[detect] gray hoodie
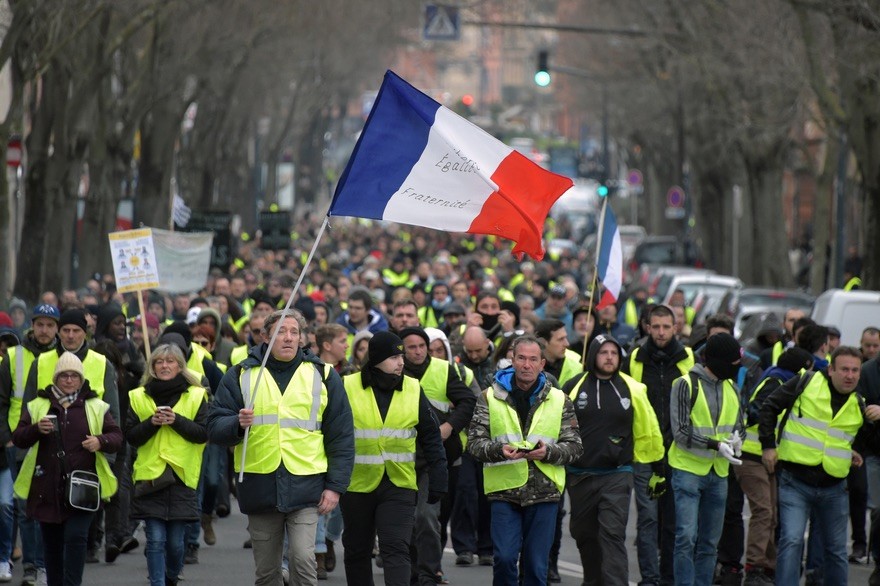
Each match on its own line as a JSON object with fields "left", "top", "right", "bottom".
{"left": 669, "top": 363, "right": 745, "bottom": 453}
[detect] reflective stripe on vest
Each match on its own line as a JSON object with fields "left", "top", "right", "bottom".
{"left": 667, "top": 376, "right": 740, "bottom": 478}
{"left": 627, "top": 347, "right": 694, "bottom": 383}
{"left": 776, "top": 374, "right": 862, "bottom": 478}
{"left": 344, "top": 373, "right": 419, "bottom": 492}
{"left": 14, "top": 397, "right": 118, "bottom": 500}
{"left": 233, "top": 363, "right": 329, "bottom": 475}
{"left": 420, "top": 358, "right": 452, "bottom": 413}
{"left": 483, "top": 386, "right": 566, "bottom": 494}
{"left": 7, "top": 346, "right": 36, "bottom": 431}
{"left": 129, "top": 385, "right": 207, "bottom": 489}
{"left": 37, "top": 351, "right": 108, "bottom": 398}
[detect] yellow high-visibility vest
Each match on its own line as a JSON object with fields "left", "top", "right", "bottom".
{"left": 419, "top": 358, "right": 451, "bottom": 413}
{"left": 6, "top": 346, "right": 36, "bottom": 431}
{"left": 129, "top": 385, "right": 207, "bottom": 489}
{"left": 37, "top": 351, "right": 107, "bottom": 398}
{"left": 233, "top": 363, "right": 330, "bottom": 476}
{"left": 14, "top": 397, "right": 117, "bottom": 500}
{"left": 627, "top": 347, "right": 694, "bottom": 383}
{"left": 344, "top": 373, "right": 419, "bottom": 492}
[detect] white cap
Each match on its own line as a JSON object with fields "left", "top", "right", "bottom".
{"left": 186, "top": 307, "right": 202, "bottom": 325}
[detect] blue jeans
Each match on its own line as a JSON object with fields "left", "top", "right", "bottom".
{"left": 867, "top": 456, "right": 880, "bottom": 561}
{"left": 490, "top": 501, "right": 557, "bottom": 586}
{"left": 144, "top": 519, "right": 187, "bottom": 586}
{"left": 776, "top": 469, "right": 848, "bottom": 586}
{"left": 0, "top": 468, "right": 13, "bottom": 563}
{"left": 671, "top": 468, "right": 727, "bottom": 586}
{"left": 7, "top": 446, "right": 43, "bottom": 569}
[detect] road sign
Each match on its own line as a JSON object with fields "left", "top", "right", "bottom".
{"left": 6, "top": 137, "right": 21, "bottom": 168}
{"left": 626, "top": 169, "right": 643, "bottom": 186}
{"left": 666, "top": 185, "right": 685, "bottom": 208}
{"left": 423, "top": 4, "right": 460, "bottom": 40}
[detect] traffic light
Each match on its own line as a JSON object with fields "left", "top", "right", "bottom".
{"left": 597, "top": 184, "right": 609, "bottom": 197}
{"left": 535, "top": 50, "right": 551, "bottom": 87}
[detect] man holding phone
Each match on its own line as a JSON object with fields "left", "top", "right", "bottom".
{"left": 467, "top": 334, "right": 582, "bottom": 585}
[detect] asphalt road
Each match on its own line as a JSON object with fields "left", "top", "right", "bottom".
{"left": 4, "top": 495, "right": 873, "bottom": 585}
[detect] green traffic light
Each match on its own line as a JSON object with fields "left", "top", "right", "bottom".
{"left": 597, "top": 185, "right": 609, "bottom": 197}
{"left": 534, "top": 71, "right": 551, "bottom": 87}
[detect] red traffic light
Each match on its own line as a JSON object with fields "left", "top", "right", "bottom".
{"left": 461, "top": 94, "right": 474, "bottom": 107}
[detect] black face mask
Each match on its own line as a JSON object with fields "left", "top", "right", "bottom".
{"left": 369, "top": 368, "right": 403, "bottom": 392}
{"left": 707, "top": 359, "right": 740, "bottom": 381}
{"left": 478, "top": 312, "right": 499, "bottom": 330}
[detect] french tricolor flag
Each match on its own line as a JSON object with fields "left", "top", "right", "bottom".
{"left": 329, "top": 71, "right": 573, "bottom": 260}
{"left": 596, "top": 200, "right": 622, "bottom": 309}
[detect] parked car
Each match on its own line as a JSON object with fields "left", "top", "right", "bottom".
{"left": 628, "top": 235, "right": 701, "bottom": 276}
{"left": 651, "top": 267, "right": 716, "bottom": 302}
{"left": 811, "top": 289, "right": 880, "bottom": 346}
{"left": 661, "top": 273, "right": 743, "bottom": 306}
{"left": 718, "top": 287, "right": 815, "bottom": 339}
{"left": 618, "top": 224, "right": 647, "bottom": 264}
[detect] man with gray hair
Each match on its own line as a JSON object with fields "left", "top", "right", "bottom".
{"left": 209, "top": 310, "right": 354, "bottom": 585}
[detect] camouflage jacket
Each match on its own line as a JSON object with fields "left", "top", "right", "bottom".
{"left": 467, "top": 371, "right": 582, "bottom": 506}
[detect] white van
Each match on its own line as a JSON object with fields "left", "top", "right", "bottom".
{"left": 811, "top": 289, "right": 880, "bottom": 347}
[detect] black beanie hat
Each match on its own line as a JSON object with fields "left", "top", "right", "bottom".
{"left": 778, "top": 347, "right": 814, "bottom": 374}
{"left": 500, "top": 300, "right": 521, "bottom": 327}
{"left": 398, "top": 327, "right": 430, "bottom": 347}
{"left": 58, "top": 309, "right": 88, "bottom": 332}
{"left": 163, "top": 320, "right": 193, "bottom": 346}
{"left": 368, "top": 331, "right": 405, "bottom": 367}
{"left": 705, "top": 333, "right": 742, "bottom": 363}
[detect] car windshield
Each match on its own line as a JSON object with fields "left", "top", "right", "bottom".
{"left": 679, "top": 283, "right": 735, "bottom": 304}
{"left": 739, "top": 292, "right": 811, "bottom": 310}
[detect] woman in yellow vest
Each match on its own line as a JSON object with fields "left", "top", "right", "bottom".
{"left": 126, "top": 344, "right": 208, "bottom": 586}
{"left": 12, "top": 352, "right": 122, "bottom": 586}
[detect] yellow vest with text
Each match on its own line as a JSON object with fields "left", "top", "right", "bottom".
{"left": 14, "top": 397, "right": 117, "bottom": 500}
{"left": 6, "top": 346, "right": 36, "bottom": 431}
{"left": 483, "top": 386, "right": 566, "bottom": 493}
{"left": 568, "top": 372, "right": 664, "bottom": 463}
{"left": 419, "top": 358, "right": 452, "bottom": 413}
{"left": 559, "top": 349, "right": 584, "bottom": 387}
{"left": 776, "top": 373, "right": 863, "bottom": 479}
{"left": 37, "top": 351, "right": 108, "bottom": 398}
{"left": 627, "top": 346, "right": 694, "bottom": 383}
{"left": 233, "top": 362, "right": 330, "bottom": 476}
{"left": 344, "top": 373, "right": 419, "bottom": 492}
{"left": 668, "top": 375, "right": 740, "bottom": 477}
{"left": 129, "top": 385, "right": 207, "bottom": 489}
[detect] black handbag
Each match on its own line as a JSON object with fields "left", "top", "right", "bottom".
{"left": 53, "top": 425, "right": 101, "bottom": 512}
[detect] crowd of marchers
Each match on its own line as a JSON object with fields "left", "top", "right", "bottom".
{"left": 0, "top": 217, "right": 873, "bottom": 586}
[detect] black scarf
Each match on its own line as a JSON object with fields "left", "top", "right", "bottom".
{"left": 362, "top": 367, "right": 403, "bottom": 393}
{"left": 146, "top": 373, "right": 188, "bottom": 407}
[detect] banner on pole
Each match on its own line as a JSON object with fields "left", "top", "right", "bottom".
{"left": 108, "top": 229, "right": 161, "bottom": 293}
{"left": 151, "top": 228, "right": 213, "bottom": 293}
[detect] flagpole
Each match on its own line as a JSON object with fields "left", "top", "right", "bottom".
{"left": 582, "top": 197, "right": 609, "bottom": 367}
{"left": 238, "top": 213, "right": 331, "bottom": 482}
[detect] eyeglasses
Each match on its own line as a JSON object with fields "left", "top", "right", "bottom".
{"left": 57, "top": 372, "right": 81, "bottom": 380}
{"left": 194, "top": 339, "right": 211, "bottom": 348}
{"left": 503, "top": 329, "right": 526, "bottom": 338}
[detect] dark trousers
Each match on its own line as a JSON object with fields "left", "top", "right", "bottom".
{"left": 450, "top": 454, "right": 493, "bottom": 556}
{"left": 104, "top": 444, "right": 132, "bottom": 548}
{"left": 848, "top": 463, "right": 868, "bottom": 551}
{"left": 717, "top": 472, "right": 745, "bottom": 570}
{"left": 568, "top": 472, "right": 633, "bottom": 586}
{"left": 439, "top": 464, "right": 456, "bottom": 550}
{"left": 40, "top": 511, "right": 95, "bottom": 586}
{"left": 410, "top": 471, "right": 442, "bottom": 585}
{"left": 657, "top": 481, "right": 676, "bottom": 584}
{"left": 341, "top": 477, "right": 417, "bottom": 586}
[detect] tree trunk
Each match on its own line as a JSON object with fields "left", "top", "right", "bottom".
{"left": 744, "top": 158, "right": 791, "bottom": 287}
{"left": 136, "top": 105, "right": 182, "bottom": 230}
{"left": 809, "top": 137, "right": 836, "bottom": 294}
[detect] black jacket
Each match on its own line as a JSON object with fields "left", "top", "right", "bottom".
{"left": 207, "top": 344, "right": 354, "bottom": 515}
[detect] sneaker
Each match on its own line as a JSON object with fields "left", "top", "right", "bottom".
{"left": 105, "top": 544, "right": 121, "bottom": 563}
{"left": 215, "top": 504, "right": 230, "bottom": 518}
{"left": 34, "top": 569, "right": 47, "bottom": 586}
{"left": 850, "top": 544, "right": 868, "bottom": 564}
{"left": 455, "top": 551, "right": 474, "bottom": 566}
{"left": 21, "top": 565, "right": 36, "bottom": 586}
{"left": 743, "top": 568, "right": 773, "bottom": 586}
{"left": 435, "top": 571, "right": 449, "bottom": 584}
{"left": 183, "top": 544, "right": 198, "bottom": 565}
{"left": 478, "top": 554, "right": 493, "bottom": 566}
{"left": 120, "top": 536, "right": 139, "bottom": 553}
{"left": 324, "top": 539, "right": 336, "bottom": 572}
{"left": 547, "top": 565, "right": 561, "bottom": 583}
{"left": 0, "top": 561, "right": 10, "bottom": 582}
{"left": 281, "top": 567, "right": 290, "bottom": 585}
{"left": 85, "top": 548, "right": 99, "bottom": 564}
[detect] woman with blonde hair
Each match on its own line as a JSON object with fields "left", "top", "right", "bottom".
{"left": 126, "top": 344, "right": 208, "bottom": 586}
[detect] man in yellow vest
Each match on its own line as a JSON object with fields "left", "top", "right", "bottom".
{"left": 562, "top": 334, "right": 664, "bottom": 586}
{"left": 535, "top": 318, "right": 583, "bottom": 388}
{"left": 467, "top": 334, "right": 583, "bottom": 585}
{"left": 668, "top": 332, "right": 745, "bottom": 586}
{"left": 398, "top": 327, "right": 475, "bottom": 586}
{"left": 622, "top": 304, "right": 695, "bottom": 586}
{"left": 0, "top": 303, "right": 60, "bottom": 584}
{"left": 207, "top": 309, "right": 354, "bottom": 586}
{"left": 735, "top": 347, "right": 813, "bottom": 585}
{"left": 339, "top": 331, "right": 447, "bottom": 586}
{"left": 760, "top": 346, "right": 873, "bottom": 586}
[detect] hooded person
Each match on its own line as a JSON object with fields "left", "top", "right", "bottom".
{"left": 93, "top": 303, "right": 145, "bottom": 395}
{"left": 561, "top": 334, "right": 664, "bottom": 585}
{"left": 195, "top": 308, "right": 235, "bottom": 368}
{"left": 335, "top": 331, "right": 447, "bottom": 586}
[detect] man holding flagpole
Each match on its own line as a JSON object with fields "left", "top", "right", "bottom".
{"left": 207, "top": 310, "right": 354, "bottom": 586}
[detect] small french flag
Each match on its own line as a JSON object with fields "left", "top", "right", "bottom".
{"left": 329, "top": 71, "right": 573, "bottom": 260}
{"left": 596, "top": 201, "right": 622, "bottom": 309}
